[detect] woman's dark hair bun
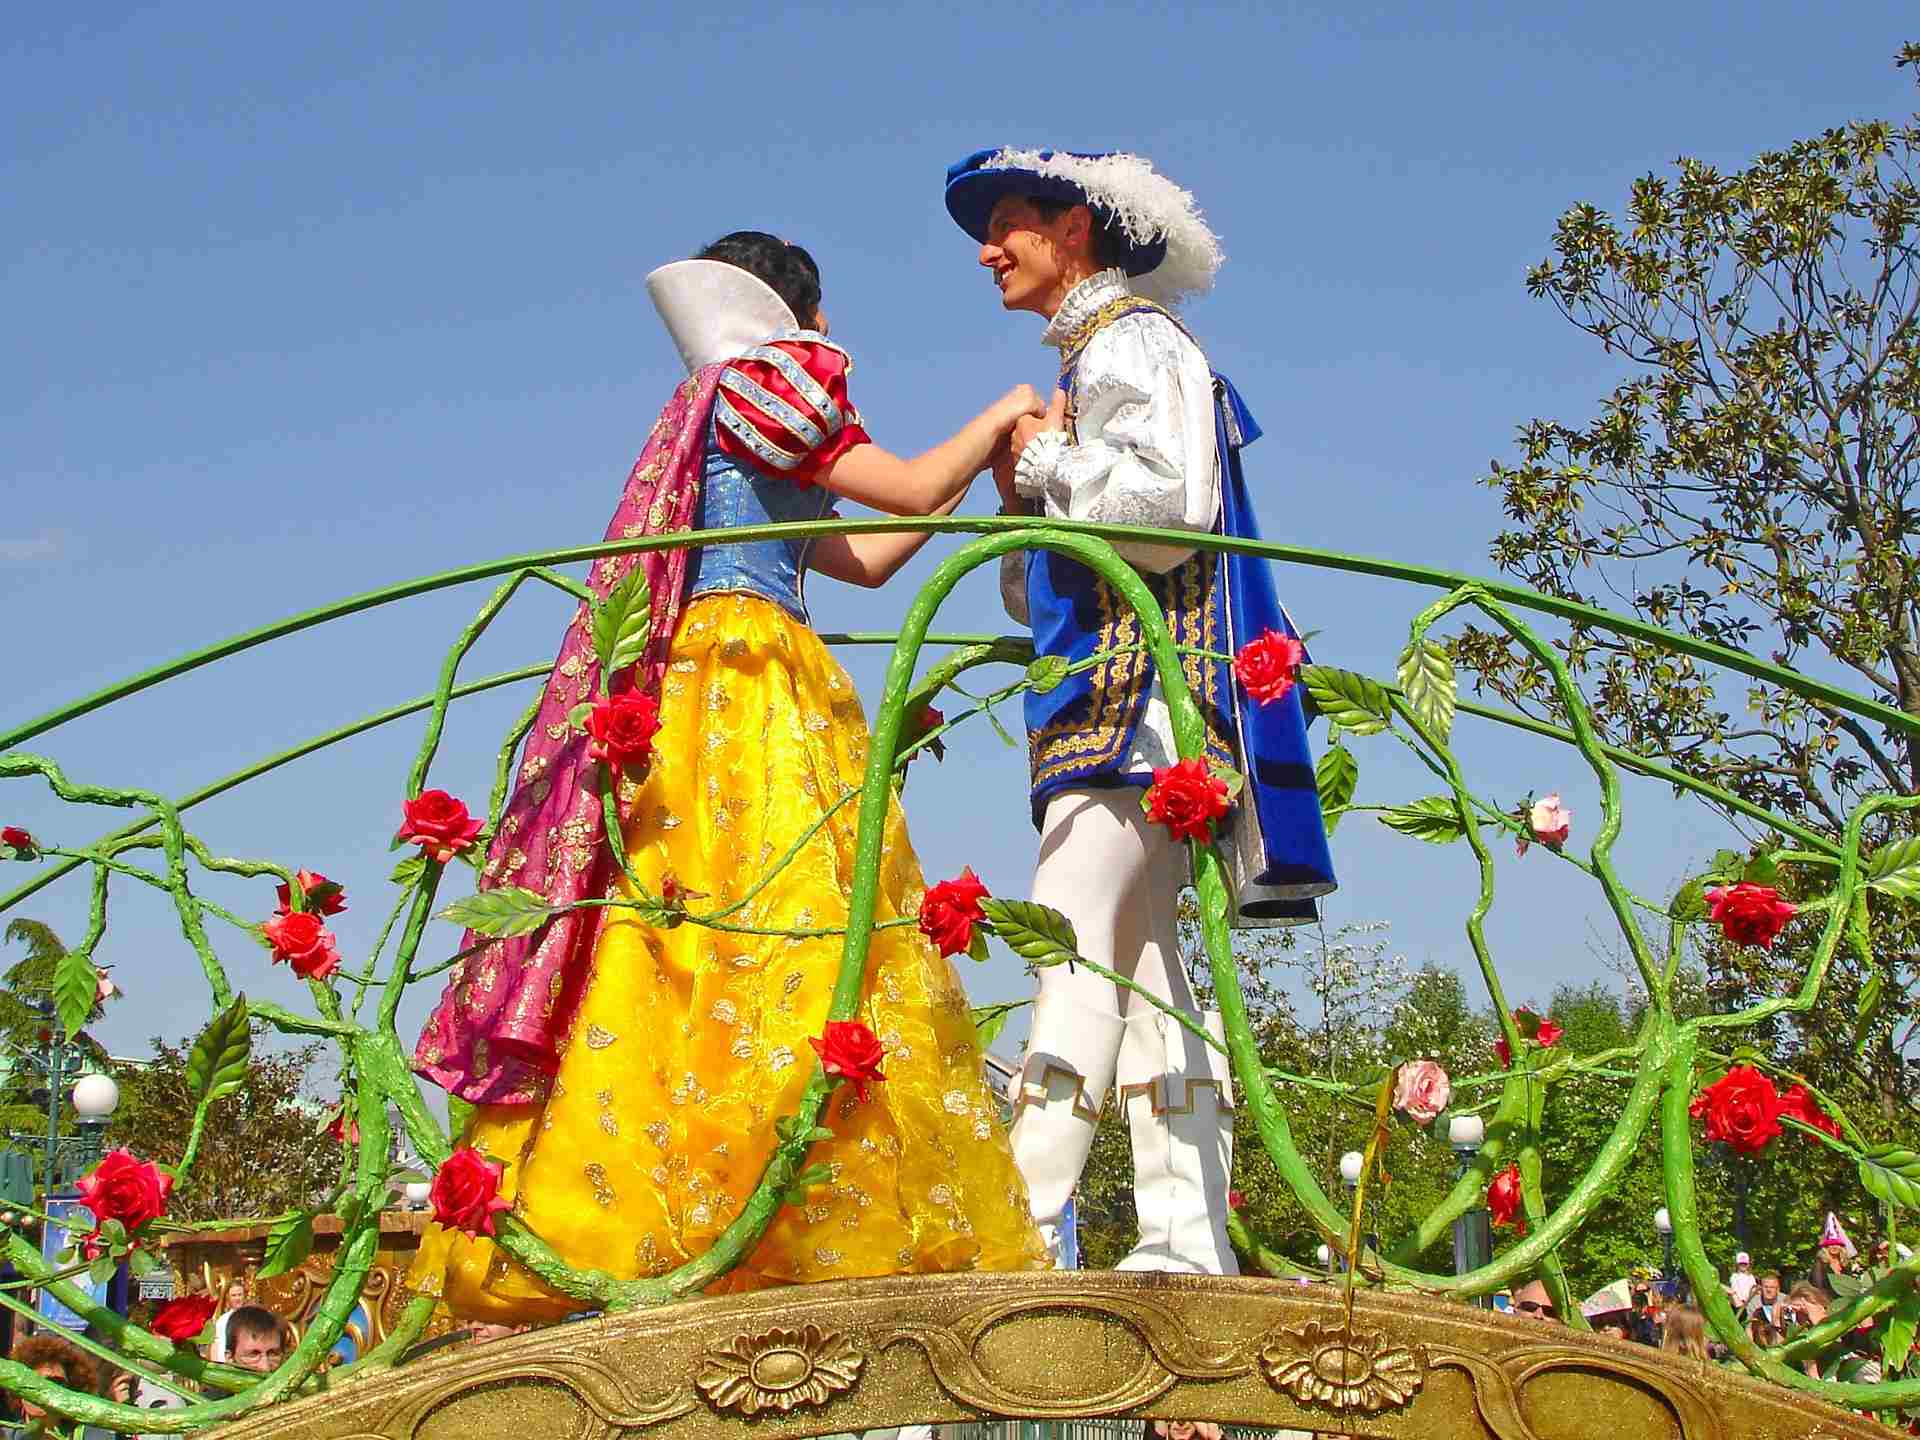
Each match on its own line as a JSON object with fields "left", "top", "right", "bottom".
{"left": 695, "top": 231, "right": 821, "bottom": 329}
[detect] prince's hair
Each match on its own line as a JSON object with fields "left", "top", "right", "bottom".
{"left": 696, "top": 231, "right": 821, "bottom": 329}
{"left": 1024, "top": 196, "right": 1129, "bottom": 272}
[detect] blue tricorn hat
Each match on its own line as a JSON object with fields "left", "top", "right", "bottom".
{"left": 943, "top": 147, "right": 1222, "bottom": 305}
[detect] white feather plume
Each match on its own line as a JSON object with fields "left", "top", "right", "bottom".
{"left": 983, "top": 148, "right": 1223, "bottom": 306}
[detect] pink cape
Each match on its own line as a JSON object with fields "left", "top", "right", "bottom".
{"left": 414, "top": 367, "right": 723, "bottom": 1105}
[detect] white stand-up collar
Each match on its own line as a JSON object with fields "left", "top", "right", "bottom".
{"left": 1041, "top": 268, "right": 1131, "bottom": 352}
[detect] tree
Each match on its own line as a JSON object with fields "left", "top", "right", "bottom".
{"left": 1459, "top": 44, "right": 1920, "bottom": 1115}
{"left": 0, "top": 919, "right": 111, "bottom": 1170}
{"left": 105, "top": 1026, "right": 343, "bottom": 1223}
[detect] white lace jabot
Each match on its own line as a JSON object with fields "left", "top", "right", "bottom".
{"left": 1040, "top": 268, "right": 1132, "bottom": 351}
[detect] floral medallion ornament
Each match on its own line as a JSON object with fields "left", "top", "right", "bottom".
{"left": 696, "top": 1324, "right": 865, "bottom": 1415}
{"left": 1259, "top": 1320, "right": 1426, "bottom": 1414}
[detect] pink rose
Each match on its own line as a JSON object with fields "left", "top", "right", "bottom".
{"left": 1391, "top": 1059, "right": 1451, "bottom": 1126}
{"left": 1516, "top": 793, "right": 1572, "bottom": 856}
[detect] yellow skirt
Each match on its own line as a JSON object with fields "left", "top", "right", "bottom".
{"left": 411, "top": 592, "right": 1046, "bottom": 1320}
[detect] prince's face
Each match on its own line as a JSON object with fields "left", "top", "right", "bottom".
{"left": 979, "top": 195, "right": 1078, "bottom": 318}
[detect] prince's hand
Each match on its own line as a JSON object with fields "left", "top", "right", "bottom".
{"left": 1011, "top": 390, "right": 1067, "bottom": 460}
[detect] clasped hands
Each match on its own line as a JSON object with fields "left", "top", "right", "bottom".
{"left": 988, "top": 383, "right": 1067, "bottom": 511}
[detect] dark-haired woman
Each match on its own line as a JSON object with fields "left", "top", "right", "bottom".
{"left": 411, "top": 235, "right": 1049, "bottom": 1320}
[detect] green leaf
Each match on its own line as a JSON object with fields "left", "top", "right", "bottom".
{"left": 87, "top": 1254, "right": 117, "bottom": 1286}
{"left": 1709, "top": 849, "right": 1744, "bottom": 881}
{"left": 1315, "top": 744, "right": 1358, "bottom": 834}
{"left": 447, "top": 1096, "right": 476, "bottom": 1142}
{"left": 1378, "top": 796, "right": 1467, "bottom": 844}
{"left": 1396, "top": 639, "right": 1456, "bottom": 745}
{"left": 566, "top": 702, "right": 593, "bottom": 731}
{"left": 1671, "top": 877, "right": 1709, "bottom": 922}
{"left": 979, "top": 898, "right": 1080, "bottom": 970}
{"left": 970, "top": 1000, "right": 1025, "bottom": 1053}
{"left": 983, "top": 705, "right": 1020, "bottom": 750}
{"left": 1858, "top": 1144, "right": 1920, "bottom": 1211}
{"left": 1208, "top": 761, "right": 1246, "bottom": 801}
{"left": 1742, "top": 851, "right": 1780, "bottom": 886}
{"left": 389, "top": 855, "right": 428, "bottom": 889}
{"left": 52, "top": 946, "right": 98, "bottom": 1042}
{"left": 1885, "top": 1290, "right": 1920, "bottom": 1374}
{"left": 1301, "top": 666, "right": 1392, "bottom": 737}
{"left": 184, "top": 995, "right": 251, "bottom": 1105}
{"left": 965, "top": 928, "right": 989, "bottom": 964}
{"left": 438, "top": 887, "right": 554, "bottom": 938}
{"left": 128, "top": 1247, "right": 159, "bottom": 1279}
{"left": 1858, "top": 969, "right": 1885, "bottom": 1027}
{"left": 1025, "top": 655, "right": 1071, "bottom": 695}
{"left": 591, "top": 566, "right": 653, "bottom": 679}
{"left": 1870, "top": 835, "right": 1920, "bottom": 899}
{"left": 256, "top": 1212, "right": 315, "bottom": 1281}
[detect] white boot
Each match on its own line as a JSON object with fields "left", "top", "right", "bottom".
{"left": 1009, "top": 997, "right": 1126, "bottom": 1265}
{"left": 1114, "top": 1008, "right": 1238, "bottom": 1275}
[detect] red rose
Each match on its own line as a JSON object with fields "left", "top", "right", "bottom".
{"left": 908, "top": 705, "right": 947, "bottom": 763}
{"left": 77, "top": 1150, "right": 173, "bottom": 1234}
{"left": 1487, "top": 1163, "right": 1525, "bottom": 1231}
{"left": 1692, "top": 1065, "right": 1783, "bottom": 1156}
{"left": 1144, "top": 759, "right": 1232, "bottom": 843}
{"left": 586, "top": 692, "right": 663, "bottom": 771}
{"left": 1705, "top": 882, "right": 1796, "bottom": 949}
{"left": 808, "top": 1019, "right": 887, "bottom": 1103}
{"left": 262, "top": 910, "right": 341, "bottom": 981}
{"left": 919, "top": 868, "right": 990, "bottom": 958}
{"left": 397, "top": 790, "right": 485, "bottom": 864}
{"left": 149, "top": 1293, "right": 217, "bottom": 1343}
{"left": 275, "top": 869, "right": 347, "bottom": 917}
{"left": 1227, "top": 1189, "right": 1246, "bottom": 1212}
{"left": 323, "top": 1104, "right": 361, "bottom": 1147}
{"left": 1777, "top": 1084, "right": 1841, "bottom": 1140}
{"left": 1, "top": 827, "right": 36, "bottom": 858}
{"left": 1535, "top": 1019, "right": 1564, "bottom": 1048}
{"left": 429, "top": 1146, "right": 512, "bottom": 1237}
{"left": 1493, "top": 1038, "right": 1511, "bottom": 1068}
{"left": 1233, "top": 630, "right": 1306, "bottom": 705}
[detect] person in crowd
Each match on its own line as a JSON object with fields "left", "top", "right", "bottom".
{"left": 1512, "top": 1279, "right": 1560, "bottom": 1322}
{"left": 1811, "top": 1238, "right": 1854, "bottom": 1297}
{"left": 1662, "top": 1304, "right": 1709, "bottom": 1362}
{"left": 1784, "top": 1282, "right": 1832, "bottom": 1378}
{"left": 1626, "top": 1278, "right": 1659, "bottom": 1345}
{"left": 208, "top": 1275, "right": 251, "bottom": 1364}
{"left": 1743, "top": 1271, "right": 1787, "bottom": 1329}
{"left": 1749, "top": 1317, "right": 1785, "bottom": 1348}
{"left": 225, "top": 1307, "right": 287, "bottom": 1374}
{"left": 1726, "top": 1251, "right": 1757, "bottom": 1309}
{"left": 5, "top": 1336, "right": 97, "bottom": 1438}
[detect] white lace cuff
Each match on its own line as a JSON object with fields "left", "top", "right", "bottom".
{"left": 1013, "top": 430, "right": 1069, "bottom": 498}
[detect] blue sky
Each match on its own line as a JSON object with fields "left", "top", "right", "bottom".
{"left": 3, "top": 3, "right": 1915, "bottom": 1076}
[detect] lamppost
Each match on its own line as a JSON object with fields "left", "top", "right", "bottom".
{"left": 6, "top": 1001, "right": 117, "bottom": 1203}
{"left": 1315, "top": 1243, "right": 1333, "bottom": 1279}
{"left": 1654, "top": 1206, "right": 1674, "bottom": 1282}
{"left": 1449, "top": 1114, "right": 1491, "bottom": 1306}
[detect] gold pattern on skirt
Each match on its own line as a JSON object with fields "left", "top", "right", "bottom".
{"left": 411, "top": 595, "right": 1046, "bottom": 1320}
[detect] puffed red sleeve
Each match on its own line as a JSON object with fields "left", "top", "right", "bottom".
{"left": 713, "top": 339, "right": 873, "bottom": 487}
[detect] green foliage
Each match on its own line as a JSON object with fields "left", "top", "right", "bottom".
{"left": 257, "top": 1210, "right": 316, "bottom": 1280}
{"left": 439, "top": 885, "right": 554, "bottom": 937}
{"left": 1377, "top": 796, "right": 1468, "bottom": 844}
{"left": 590, "top": 565, "right": 652, "bottom": 681}
{"left": 1300, "top": 666, "right": 1392, "bottom": 736}
{"left": 1396, "top": 638, "right": 1456, "bottom": 744}
{"left": 184, "top": 995, "right": 252, "bottom": 1105}
{"left": 980, "top": 898, "right": 1079, "bottom": 970}
{"left": 1314, "top": 743, "right": 1358, "bottom": 832}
